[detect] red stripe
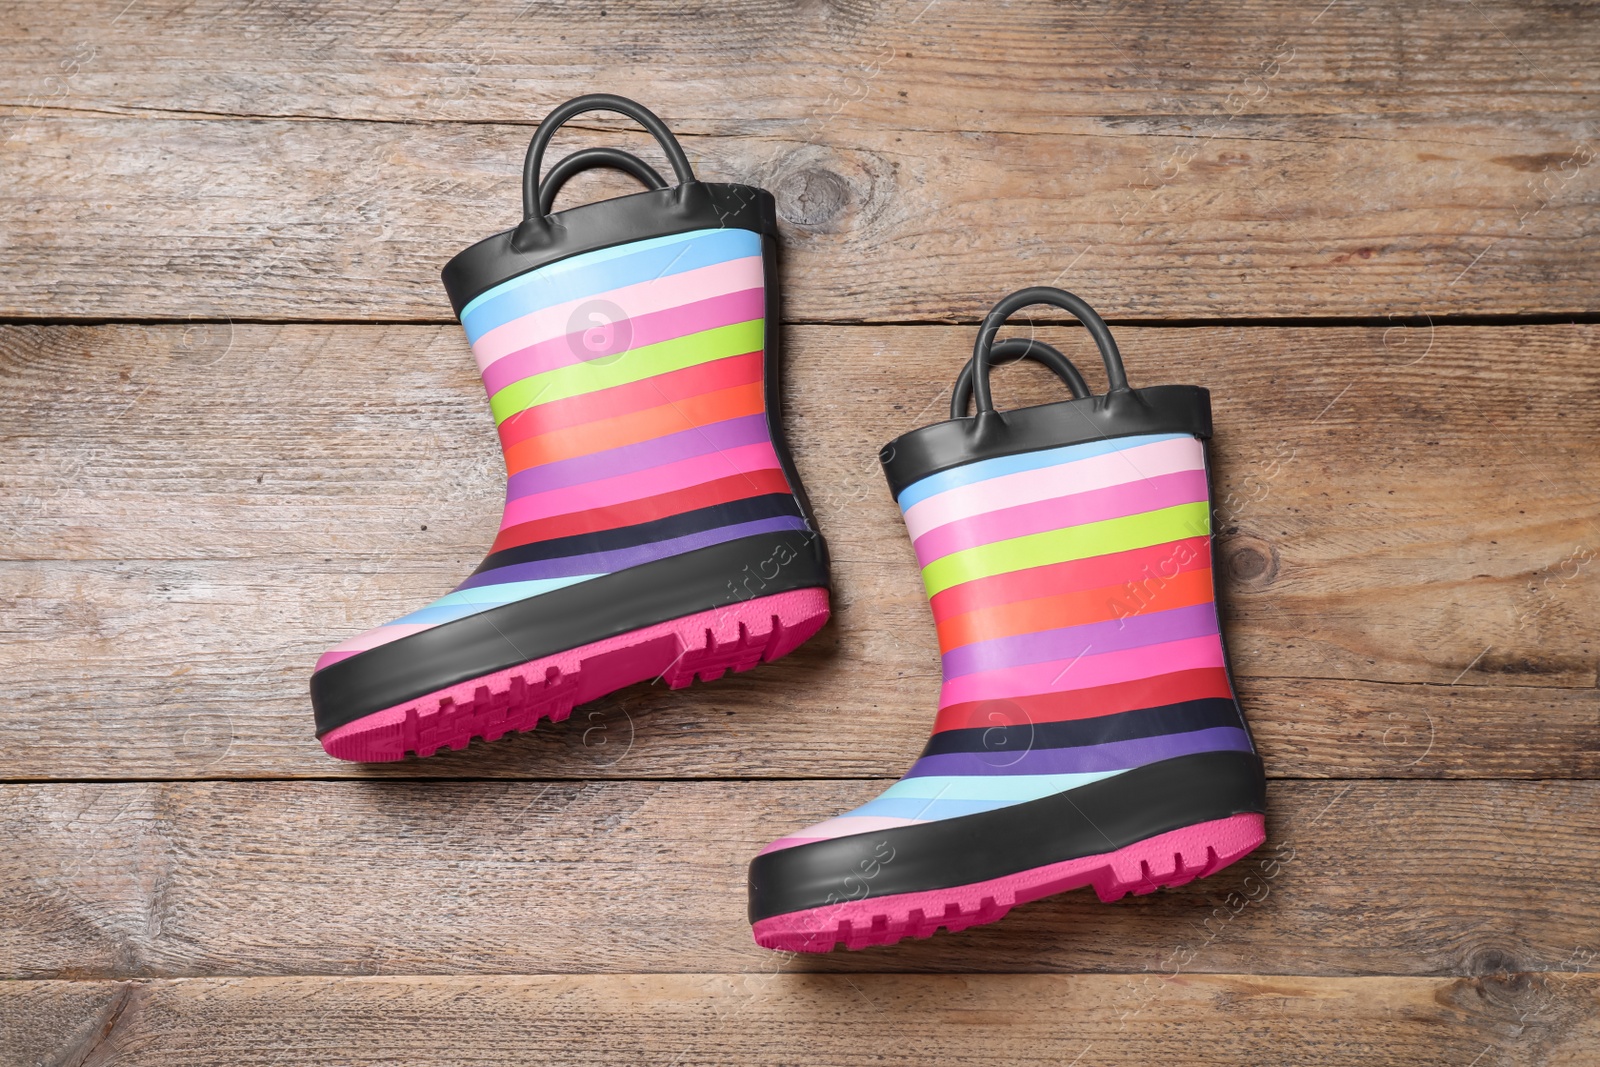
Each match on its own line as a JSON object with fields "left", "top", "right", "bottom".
{"left": 489, "top": 468, "right": 794, "bottom": 553}
{"left": 936, "top": 566, "right": 1215, "bottom": 653}
{"left": 932, "top": 666, "right": 1236, "bottom": 734}
{"left": 505, "top": 381, "right": 765, "bottom": 477}
{"left": 496, "top": 351, "right": 763, "bottom": 450}
{"left": 928, "top": 536, "right": 1213, "bottom": 622}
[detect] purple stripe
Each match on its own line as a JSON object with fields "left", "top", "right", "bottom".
{"left": 942, "top": 602, "right": 1221, "bottom": 679}
{"left": 506, "top": 413, "right": 771, "bottom": 500}
{"left": 456, "top": 515, "right": 808, "bottom": 587}
{"left": 904, "top": 726, "right": 1253, "bottom": 778}
{"left": 482, "top": 287, "right": 766, "bottom": 395}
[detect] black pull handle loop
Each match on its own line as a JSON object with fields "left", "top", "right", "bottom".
{"left": 521, "top": 93, "right": 695, "bottom": 222}
{"left": 537, "top": 147, "right": 668, "bottom": 216}
{"left": 970, "top": 286, "right": 1129, "bottom": 415}
{"left": 950, "top": 338, "right": 1092, "bottom": 420}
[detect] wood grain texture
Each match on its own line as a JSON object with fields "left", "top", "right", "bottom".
{"left": 3, "top": 3, "right": 1597, "bottom": 1064}
{"left": 2, "top": 0, "right": 1592, "bottom": 127}
{"left": 0, "top": 113, "right": 1593, "bottom": 321}
{"left": 2, "top": 322, "right": 1595, "bottom": 777}
{"left": 6, "top": 973, "right": 1600, "bottom": 1067}
{"left": 5, "top": 556, "right": 1598, "bottom": 781}
{"left": 3, "top": 779, "right": 1596, "bottom": 979}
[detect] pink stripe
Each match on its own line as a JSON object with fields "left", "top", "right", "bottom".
{"left": 499, "top": 441, "right": 783, "bottom": 529}
{"left": 471, "top": 256, "right": 765, "bottom": 374}
{"left": 902, "top": 436, "right": 1205, "bottom": 541}
{"left": 937, "top": 634, "right": 1227, "bottom": 708}
{"left": 481, "top": 287, "right": 765, "bottom": 396}
{"left": 758, "top": 816, "right": 924, "bottom": 855}
{"left": 912, "top": 468, "right": 1209, "bottom": 565}
{"left": 315, "top": 623, "right": 437, "bottom": 669}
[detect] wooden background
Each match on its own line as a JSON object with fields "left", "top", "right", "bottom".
{"left": 2, "top": 1, "right": 1597, "bottom": 1063}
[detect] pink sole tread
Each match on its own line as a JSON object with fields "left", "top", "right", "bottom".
{"left": 320, "top": 587, "right": 830, "bottom": 762}
{"left": 752, "top": 811, "right": 1266, "bottom": 953}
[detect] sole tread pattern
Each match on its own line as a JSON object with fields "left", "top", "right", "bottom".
{"left": 320, "top": 587, "right": 829, "bottom": 762}
{"left": 752, "top": 811, "right": 1265, "bottom": 953}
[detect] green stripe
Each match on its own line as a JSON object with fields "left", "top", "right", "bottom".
{"left": 489, "top": 318, "right": 765, "bottom": 423}
{"left": 921, "top": 501, "right": 1213, "bottom": 597}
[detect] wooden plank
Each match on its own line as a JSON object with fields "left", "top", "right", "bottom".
{"left": 7, "top": 973, "right": 1600, "bottom": 1067}
{"left": 1, "top": 10, "right": 1591, "bottom": 1061}
{"left": 0, "top": 114, "right": 1593, "bottom": 321}
{"left": 2, "top": 0, "right": 1592, "bottom": 127}
{"left": 3, "top": 779, "right": 1596, "bottom": 979}
{"left": 4, "top": 557, "right": 1597, "bottom": 780}
{"left": 3, "top": 321, "right": 1596, "bottom": 779}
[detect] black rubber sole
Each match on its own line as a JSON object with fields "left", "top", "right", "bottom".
{"left": 747, "top": 749, "right": 1266, "bottom": 924}
{"left": 312, "top": 528, "right": 828, "bottom": 737}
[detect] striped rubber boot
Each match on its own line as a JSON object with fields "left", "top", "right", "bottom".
{"left": 748, "top": 287, "right": 1264, "bottom": 951}
{"left": 310, "top": 95, "right": 830, "bottom": 761}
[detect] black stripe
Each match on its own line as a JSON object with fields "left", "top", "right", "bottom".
{"left": 918, "top": 697, "right": 1243, "bottom": 759}
{"left": 879, "top": 385, "right": 1212, "bottom": 500}
{"left": 747, "top": 750, "right": 1266, "bottom": 923}
{"left": 312, "top": 529, "right": 828, "bottom": 736}
{"left": 473, "top": 493, "right": 802, "bottom": 575}
{"left": 442, "top": 183, "right": 778, "bottom": 315}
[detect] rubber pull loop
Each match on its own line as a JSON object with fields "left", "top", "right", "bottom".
{"left": 950, "top": 337, "right": 1092, "bottom": 420}
{"left": 521, "top": 93, "right": 694, "bottom": 223}
{"left": 969, "top": 286, "right": 1130, "bottom": 415}
{"left": 538, "top": 147, "right": 667, "bottom": 216}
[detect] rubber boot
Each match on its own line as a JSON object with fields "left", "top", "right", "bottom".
{"left": 310, "top": 95, "right": 830, "bottom": 761}
{"left": 748, "top": 287, "right": 1264, "bottom": 951}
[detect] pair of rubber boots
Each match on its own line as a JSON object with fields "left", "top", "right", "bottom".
{"left": 308, "top": 95, "right": 1267, "bottom": 953}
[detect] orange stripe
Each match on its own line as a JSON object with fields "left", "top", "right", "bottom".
{"left": 930, "top": 536, "right": 1212, "bottom": 622}
{"left": 937, "top": 566, "right": 1217, "bottom": 652}
{"left": 504, "top": 381, "right": 765, "bottom": 475}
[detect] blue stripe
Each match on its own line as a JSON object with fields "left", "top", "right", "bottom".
{"left": 461, "top": 227, "right": 742, "bottom": 327}
{"left": 830, "top": 769, "right": 1125, "bottom": 823}
{"left": 895, "top": 432, "right": 1190, "bottom": 511}
{"left": 877, "top": 769, "right": 1123, "bottom": 801}
{"left": 389, "top": 574, "right": 603, "bottom": 626}
{"left": 460, "top": 228, "right": 761, "bottom": 342}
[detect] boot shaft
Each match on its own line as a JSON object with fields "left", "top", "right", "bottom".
{"left": 899, "top": 432, "right": 1234, "bottom": 715}
{"left": 452, "top": 226, "right": 817, "bottom": 576}
{"left": 310, "top": 95, "right": 831, "bottom": 760}
{"left": 881, "top": 288, "right": 1254, "bottom": 760}
{"left": 745, "top": 288, "right": 1265, "bottom": 953}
